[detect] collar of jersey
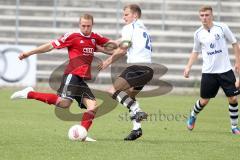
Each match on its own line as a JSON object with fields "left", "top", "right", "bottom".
{"left": 79, "top": 31, "right": 92, "bottom": 38}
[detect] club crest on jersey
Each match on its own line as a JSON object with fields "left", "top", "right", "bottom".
{"left": 210, "top": 43, "right": 215, "bottom": 49}
{"left": 214, "top": 34, "right": 220, "bottom": 40}
{"left": 91, "top": 39, "right": 96, "bottom": 45}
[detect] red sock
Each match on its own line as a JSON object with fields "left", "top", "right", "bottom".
{"left": 81, "top": 110, "right": 95, "bottom": 131}
{"left": 28, "top": 91, "right": 60, "bottom": 105}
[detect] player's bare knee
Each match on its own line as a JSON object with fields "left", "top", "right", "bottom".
{"left": 228, "top": 96, "right": 238, "bottom": 104}
{"left": 83, "top": 97, "right": 98, "bottom": 111}
{"left": 107, "top": 87, "right": 116, "bottom": 96}
{"left": 88, "top": 106, "right": 98, "bottom": 112}
{"left": 56, "top": 98, "right": 72, "bottom": 108}
{"left": 87, "top": 100, "right": 98, "bottom": 112}
{"left": 57, "top": 103, "right": 71, "bottom": 108}
{"left": 199, "top": 98, "right": 209, "bottom": 106}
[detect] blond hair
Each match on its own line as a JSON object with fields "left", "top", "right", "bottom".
{"left": 79, "top": 14, "right": 94, "bottom": 24}
{"left": 199, "top": 5, "right": 213, "bottom": 12}
{"left": 124, "top": 4, "right": 142, "bottom": 18}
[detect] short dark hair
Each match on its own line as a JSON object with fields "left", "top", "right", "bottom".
{"left": 124, "top": 4, "right": 142, "bottom": 18}
{"left": 199, "top": 5, "right": 213, "bottom": 13}
{"left": 79, "top": 14, "right": 94, "bottom": 24}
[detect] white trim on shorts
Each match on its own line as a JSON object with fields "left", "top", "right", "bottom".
{"left": 61, "top": 74, "right": 74, "bottom": 101}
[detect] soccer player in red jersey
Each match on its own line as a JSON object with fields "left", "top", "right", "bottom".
{"left": 11, "top": 14, "right": 114, "bottom": 141}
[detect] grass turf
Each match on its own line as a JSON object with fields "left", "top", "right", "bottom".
{"left": 0, "top": 88, "right": 239, "bottom": 160}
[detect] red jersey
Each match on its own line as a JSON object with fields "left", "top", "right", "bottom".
{"left": 52, "top": 32, "right": 109, "bottom": 79}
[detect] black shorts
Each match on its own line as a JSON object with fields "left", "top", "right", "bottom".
{"left": 57, "top": 74, "right": 95, "bottom": 109}
{"left": 200, "top": 70, "right": 239, "bottom": 98}
{"left": 119, "top": 65, "right": 154, "bottom": 90}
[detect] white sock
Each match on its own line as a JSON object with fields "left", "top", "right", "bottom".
{"left": 132, "top": 119, "right": 141, "bottom": 130}
{"left": 129, "top": 110, "right": 141, "bottom": 130}
{"left": 191, "top": 100, "right": 204, "bottom": 117}
{"left": 229, "top": 104, "right": 238, "bottom": 129}
{"left": 191, "top": 111, "right": 197, "bottom": 117}
{"left": 130, "top": 101, "right": 141, "bottom": 114}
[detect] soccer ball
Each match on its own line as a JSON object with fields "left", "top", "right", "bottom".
{"left": 68, "top": 124, "right": 87, "bottom": 141}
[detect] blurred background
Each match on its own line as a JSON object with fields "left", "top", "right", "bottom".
{"left": 0, "top": 0, "right": 239, "bottom": 93}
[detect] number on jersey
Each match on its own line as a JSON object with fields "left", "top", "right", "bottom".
{"left": 143, "top": 32, "right": 152, "bottom": 51}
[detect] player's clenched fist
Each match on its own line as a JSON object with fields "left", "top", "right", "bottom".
{"left": 19, "top": 52, "right": 29, "bottom": 60}
{"left": 183, "top": 67, "right": 191, "bottom": 78}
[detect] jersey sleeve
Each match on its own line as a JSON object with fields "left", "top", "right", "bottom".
{"left": 222, "top": 23, "right": 237, "bottom": 44}
{"left": 95, "top": 33, "right": 110, "bottom": 46}
{"left": 51, "top": 32, "right": 73, "bottom": 49}
{"left": 192, "top": 31, "right": 201, "bottom": 53}
{"left": 121, "top": 24, "right": 133, "bottom": 41}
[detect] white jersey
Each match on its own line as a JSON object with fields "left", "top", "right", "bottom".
{"left": 193, "top": 21, "right": 237, "bottom": 73}
{"left": 121, "top": 20, "right": 152, "bottom": 63}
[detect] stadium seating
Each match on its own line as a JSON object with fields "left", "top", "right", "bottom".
{"left": 0, "top": 0, "right": 239, "bottom": 89}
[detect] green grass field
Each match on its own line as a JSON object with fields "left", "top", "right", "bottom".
{"left": 1, "top": 88, "right": 239, "bottom": 160}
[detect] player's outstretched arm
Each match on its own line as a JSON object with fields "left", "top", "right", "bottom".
{"left": 98, "top": 40, "right": 131, "bottom": 70}
{"left": 183, "top": 52, "right": 199, "bottom": 78}
{"left": 19, "top": 42, "right": 54, "bottom": 60}
{"left": 96, "top": 40, "right": 119, "bottom": 55}
{"left": 98, "top": 47, "right": 127, "bottom": 70}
